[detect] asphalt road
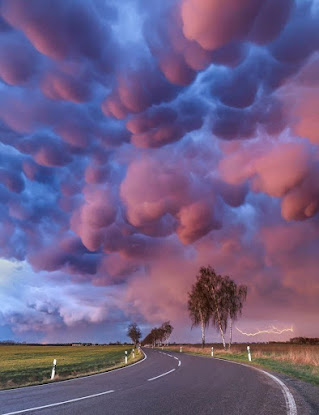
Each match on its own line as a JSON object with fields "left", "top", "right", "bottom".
{"left": 0, "top": 348, "right": 316, "bottom": 415}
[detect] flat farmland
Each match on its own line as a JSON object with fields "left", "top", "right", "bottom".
{"left": 0, "top": 344, "right": 141, "bottom": 390}
{"left": 166, "top": 343, "right": 319, "bottom": 385}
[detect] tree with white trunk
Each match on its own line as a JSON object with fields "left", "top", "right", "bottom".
{"left": 188, "top": 266, "right": 247, "bottom": 350}
{"left": 188, "top": 274, "right": 211, "bottom": 348}
{"left": 223, "top": 277, "right": 247, "bottom": 350}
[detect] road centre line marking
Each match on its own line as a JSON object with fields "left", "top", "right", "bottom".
{"left": 156, "top": 349, "right": 181, "bottom": 368}
{"left": 2, "top": 349, "right": 180, "bottom": 414}
{"left": 1, "top": 390, "right": 115, "bottom": 415}
{"left": 147, "top": 368, "right": 176, "bottom": 382}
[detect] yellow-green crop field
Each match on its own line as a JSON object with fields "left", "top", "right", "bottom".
{"left": 0, "top": 345, "right": 141, "bottom": 390}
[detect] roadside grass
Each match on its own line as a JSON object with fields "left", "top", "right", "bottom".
{"left": 0, "top": 345, "right": 142, "bottom": 390}
{"left": 164, "top": 343, "right": 319, "bottom": 386}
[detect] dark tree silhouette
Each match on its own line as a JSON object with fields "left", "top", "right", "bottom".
{"left": 141, "top": 322, "right": 174, "bottom": 347}
{"left": 161, "top": 321, "right": 173, "bottom": 344}
{"left": 127, "top": 323, "right": 142, "bottom": 347}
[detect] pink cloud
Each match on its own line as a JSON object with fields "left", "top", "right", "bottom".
{"left": 180, "top": 0, "right": 292, "bottom": 51}
{"left": 279, "top": 54, "right": 319, "bottom": 145}
{"left": 219, "top": 139, "right": 319, "bottom": 220}
{"left": 71, "top": 186, "right": 117, "bottom": 252}
{"left": 41, "top": 70, "right": 91, "bottom": 103}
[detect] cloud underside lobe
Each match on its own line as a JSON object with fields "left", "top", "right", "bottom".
{"left": 0, "top": 0, "right": 318, "bottom": 340}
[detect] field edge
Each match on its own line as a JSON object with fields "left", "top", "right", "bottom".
{"left": 0, "top": 349, "right": 145, "bottom": 391}
{"left": 160, "top": 347, "right": 319, "bottom": 387}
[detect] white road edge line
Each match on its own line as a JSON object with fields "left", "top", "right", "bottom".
{"left": 160, "top": 350, "right": 295, "bottom": 415}
{"left": 0, "top": 390, "right": 115, "bottom": 415}
{"left": 173, "top": 356, "right": 179, "bottom": 360}
{"left": 147, "top": 368, "right": 175, "bottom": 382}
{"left": 262, "top": 371, "right": 297, "bottom": 415}
{"left": 212, "top": 357, "right": 297, "bottom": 415}
{"left": 0, "top": 350, "right": 148, "bottom": 394}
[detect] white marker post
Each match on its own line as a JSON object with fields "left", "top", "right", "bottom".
{"left": 51, "top": 359, "right": 57, "bottom": 380}
{"left": 125, "top": 350, "right": 128, "bottom": 364}
{"left": 180, "top": 346, "right": 183, "bottom": 353}
{"left": 247, "top": 345, "right": 252, "bottom": 362}
{"left": 132, "top": 349, "right": 135, "bottom": 359}
{"left": 211, "top": 346, "right": 214, "bottom": 357}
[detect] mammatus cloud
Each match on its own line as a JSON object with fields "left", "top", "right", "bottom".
{"left": 0, "top": 0, "right": 318, "bottom": 342}
{"left": 219, "top": 139, "right": 319, "bottom": 220}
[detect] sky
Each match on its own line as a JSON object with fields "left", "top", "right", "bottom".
{"left": 0, "top": 0, "right": 318, "bottom": 344}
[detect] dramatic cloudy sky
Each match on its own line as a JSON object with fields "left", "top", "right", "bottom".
{"left": 0, "top": 0, "right": 318, "bottom": 344}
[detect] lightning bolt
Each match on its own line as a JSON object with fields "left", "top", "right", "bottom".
{"left": 236, "top": 325, "right": 294, "bottom": 337}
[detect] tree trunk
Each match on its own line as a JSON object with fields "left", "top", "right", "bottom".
{"left": 218, "top": 322, "right": 226, "bottom": 349}
{"left": 211, "top": 285, "right": 226, "bottom": 350}
{"left": 200, "top": 319, "right": 205, "bottom": 348}
{"left": 229, "top": 317, "right": 233, "bottom": 350}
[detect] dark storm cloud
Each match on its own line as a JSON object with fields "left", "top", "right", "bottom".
{"left": 102, "top": 61, "right": 181, "bottom": 119}
{"left": 0, "top": 0, "right": 116, "bottom": 61}
{"left": 127, "top": 97, "right": 206, "bottom": 148}
{"left": 0, "top": 31, "right": 38, "bottom": 85}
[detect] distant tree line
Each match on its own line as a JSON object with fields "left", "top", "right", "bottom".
{"left": 188, "top": 266, "right": 247, "bottom": 350}
{"left": 141, "top": 321, "right": 174, "bottom": 346}
{"left": 0, "top": 341, "right": 99, "bottom": 346}
{"left": 290, "top": 337, "right": 319, "bottom": 345}
{"left": 0, "top": 340, "right": 22, "bottom": 345}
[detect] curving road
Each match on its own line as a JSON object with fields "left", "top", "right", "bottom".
{"left": 0, "top": 348, "right": 315, "bottom": 415}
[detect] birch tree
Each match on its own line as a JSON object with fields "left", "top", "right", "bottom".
{"left": 188, "top": 274, "right": 211, "bottom": 347}
{"left": 188, "top": 266, "right": 247, "bottom": 350}
{"left": 201, "top": 266, "right": 228, "bottom": 350}
{"left": 161, "top": 321, "right": 173, "bottom": 345}
{"left": 225, "top": 279, "right": 247, "bottom": 350}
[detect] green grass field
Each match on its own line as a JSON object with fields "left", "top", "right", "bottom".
{"left": 0, "top": 345, "right": 142, "bottom": 390}
{"left": 165, "top": 343, "right": 319, "bottom": 386}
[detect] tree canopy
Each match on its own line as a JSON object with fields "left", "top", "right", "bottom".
{"left": 188, "top": 266, "right": 247, "bottom": 349}
{"left": 188, "top": 273, "right": 211, "bottom": 347}
{"left": 127, "top": 323, "right": 142, "bottom": 347}
{"left": 141, "top": 321, "right": 174, "bottom": 346}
